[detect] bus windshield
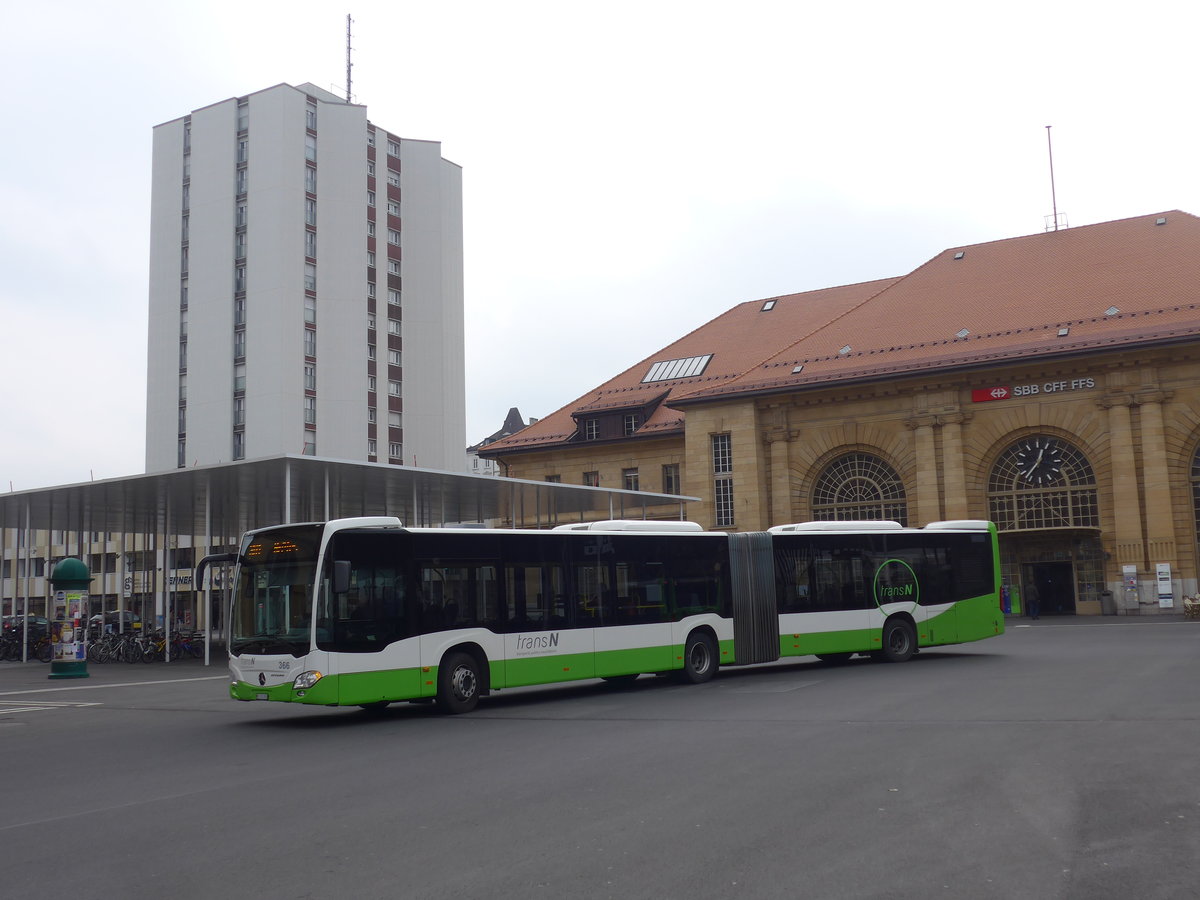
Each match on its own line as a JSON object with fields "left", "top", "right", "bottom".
{"left": 229, "top": 524, "right": 324, "bottom": 657}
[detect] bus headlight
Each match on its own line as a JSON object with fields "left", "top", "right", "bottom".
{"left": 294, "top": 670, "right": 324, "bottom": 690}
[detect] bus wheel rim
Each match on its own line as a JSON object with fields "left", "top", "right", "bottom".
{"left": 453, "top": 665, "right": 477, "bottom": 700}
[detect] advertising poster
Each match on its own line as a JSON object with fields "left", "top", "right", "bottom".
{"left": 1156, "top": 563, "right": 1174, "bottom": 608}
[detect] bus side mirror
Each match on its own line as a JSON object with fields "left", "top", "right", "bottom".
{"left": 332, "top": 560, "right": 352, "bottom": 595}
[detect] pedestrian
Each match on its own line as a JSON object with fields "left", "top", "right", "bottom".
{"left": 1026, "top": 581, "right": 1040, "bottom": 620}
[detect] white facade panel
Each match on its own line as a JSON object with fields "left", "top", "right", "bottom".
{"left": 146, "top": 120, "right": 186, "bottom": 472}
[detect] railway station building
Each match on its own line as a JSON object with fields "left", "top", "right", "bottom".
{"left": 479, "top": 210, "right": 1200, "bottom": 616}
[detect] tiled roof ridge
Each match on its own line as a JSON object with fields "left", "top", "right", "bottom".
{"left": 939, "top": 208, "right": 1191, "bottom": 254}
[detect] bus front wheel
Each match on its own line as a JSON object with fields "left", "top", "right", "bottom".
{"left": 876, "top": 619, "right": 916, "bottom": 663}
{"left": 679, "top": 631, "right": 718, "bottom": 684}
{"left": 437, "top": 651, "right": 481, "bottom": 714}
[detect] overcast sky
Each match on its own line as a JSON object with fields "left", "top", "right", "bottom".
{"left": 2, "top": 0, "right": 1197, "bottom": 491}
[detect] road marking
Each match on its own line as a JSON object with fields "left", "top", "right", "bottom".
{"left": 0, "top": 675, "right": 227, "bottom": 697}
{"left": 0, "top": 699, "right": 101, "bottom": 715}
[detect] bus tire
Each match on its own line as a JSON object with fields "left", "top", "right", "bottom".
{"left": 878, "top": 618, "right": 916, "bottom": 663}
{"left": 679, "top": 631, "right": 718, "bottom": 684}
{"left": 437, "top": 651, "right": 482, "bottom": 714}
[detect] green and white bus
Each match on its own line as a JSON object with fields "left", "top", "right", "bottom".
{"left": 200, "top": 517, "right": 1003, "bottom": 713}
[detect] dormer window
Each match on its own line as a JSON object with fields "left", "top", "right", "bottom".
{"left": 584, "top": 419, "right": 599, "bottom": 441}
{"left": 624, "top": 413, "right": 640, "bottom": 436}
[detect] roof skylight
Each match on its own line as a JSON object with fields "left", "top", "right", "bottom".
{"left": 955, "top": 328, "right": 970, "bottom": 339}
{"left": 642, "top": 354, "right": 712, "bottom": 383}
{"left": 761, "top": 299, "right": 777, "bottom": 311}
{"left": 1105, "top": 306, "right": 1120, "bottom": 317}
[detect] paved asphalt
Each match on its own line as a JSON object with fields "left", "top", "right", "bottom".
{"left": 1, "top": 618, "right": 1198, "bottom": 899}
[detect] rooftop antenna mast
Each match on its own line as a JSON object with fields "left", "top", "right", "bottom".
{"left": 345, "top": 13, "right": 354, "bottom": 102}
{"left": 1044, "top": 125, "right": 1066, "bottom": 231}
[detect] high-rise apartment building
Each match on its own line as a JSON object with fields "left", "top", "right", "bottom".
{"left": 146, "top": 82, "right": 464, "bottom": 472}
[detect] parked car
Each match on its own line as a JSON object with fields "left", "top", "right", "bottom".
{"left": 2, "top": 614, "right": 50, "bottom": 633}
{"left": 88, "top": 610, "right": 141, "bottom": 631}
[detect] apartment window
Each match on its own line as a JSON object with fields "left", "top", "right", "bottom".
{"left": 306, "top": 104, "right": 317, "bottom": 130}
{"left": 367, "top": 221, "right": 375, "bottom": 237}
{"left": 305, "top": 230, "right": 317, "bottom": 258}
{"left": 179, "top": 375, "right": 187, "bottom": 401}
{"left": 583, "top": 471, "right": 599, "bottom": 487}
{"left": 234, "top": 232, "right": 246, "bottom": 259}
{"left": 184, "top": 121, "right": 193, "bottom": 150}
{"left": 367, "top": 313, "right": 376, "bottom": 330}
{"left": 179, "top": 310, "right": 188, "bottom": 337}
{"left": 235, "top": 266, "right": 246, "bottom": 292}
{"left": 367, "top": 407, "right": 376, "bottom": 423}
{"left": 233, "top": 397, "right": 245, "bottom": 426}
{"left": 237, "top": 139, "right": 248, "bottom": 163}
{"left": 304, "top": 263, "right": 316, "bottom": 291}
{"left": 624, "top": 413, "right": 640, "bottom": 436}
{"left": 237, "top": 202, "right": 248, "bottom": 227}
{"left": 388, "top": 380, "right": 401, "bottom": 397}
{"left": 305, "top": 199, "right": 316, "bottom": 226}
{"left": 236, "top": 104, "right": 248, "bottom": 132}
{"left": 387, "top": 169, "right": 400, "bottom": 187}
{"left": 387, "top": 288, "right": 401, "bottom": 306}
{"left": 234, "top": 364, "right": 246, "bottom": 392}
{"left": 368, "top": 439, "right": 377, "bottom": 455}
{"left": 236, "top": 168, "right": 247, "bottom": 194}
{"left": 305, "top": 166, "right": 317, "bottom": 193}
{"left": 584, "top": 419, "right": 599, "bottom": 441}
{"left": 303, "top": 431, "right": 316, "bottom": 456}
{"left": 546, "top": 475, "right": 561, "bottom": 483}
{"left": 368, "top": 376, "right": 376, "bottom": 392}
{"left": 387, "top": 349, "right": 401, "bottom": 366}
{"left": 180, "top": 278, "right": 188, "bottom": 307}
{"left": 387, "top": 259, "right": 400, "bottom": 275}
{"left": 233, "top": 330, "right": 245, "bottom": 359}
{"left": 367, "top": 161, "right": 375, "bottom": 177}
{"left": 387, "top": 199, "right": 401, "bottom": 216}
{"left": 181, "top": 246, "right": 188, "bottom": 273}
{"left": 387, "top": 318, "right": 401, "bottom": 335}
{"left": 662, "top": 464, "right": 680, "bottom": 495}
{"left": 234, "top": 296, "right": 245, "bottom": 325}
{"left": 387, "top": 228, "right": 401, "bottom": 245}
{"left": 304, "top": 396, "right": 316, "bottom": 425}
{"left": 181, "top": 215, "right": 189, "bottom": 242}
{"left": 178, "top": 340, "right": 187, "bottom": 371}
{"left": 177, "top": 439, "right": 186, "bottom": 468}
{"left": 367, "top": 190, "right": 375, "bottom": 207}
{"left": 367, "top": 281, "right": 376, "bottom": 298}
{"left": 304, "top": 134, "right": 317, "bottom": 162}
{"left": 304, "top": 296, "right": 315, "bottom": 324}
{"left": 304, "top": 364, "right": 316, "bottom": 391}
{"left": 387, "top": 139, "right": 400, "bottom": 156}
{"left": 182, "top": 183, "right": 190, "bottom": 210}
{"left": 388, "top": 411, "right": 402, "bottom": 428}
{"left": 177, "top": 406, "right": 186, "bottom": 433}
{"left": 183, "top": 157, "right": 190, "bottom": 180}
{"left": 233, "top": 431, "right": 245, "bottom": 460}
{"left": 622, "top": 468, "right": 640, "bottom": 491}
{"left": 304, "top": 329, "right": 316, "bottom": 357}
{"left": 367, "top": 344, "right": 376, "bottom": 360}
{"left": 367, "top": 251, "right": 376, "bottom": 268}
{"left": 389, "top": 442, "right": 402, "bottom": 458}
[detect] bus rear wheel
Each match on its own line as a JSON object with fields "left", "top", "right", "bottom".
{"left": 679, "top": 631, "right": 718, "bottom": 684}
{"left": 876, "top": 619, "right": 916, "bottom": 663}
{"left": 437, "top": 651, "right": 481, "bottom": 714}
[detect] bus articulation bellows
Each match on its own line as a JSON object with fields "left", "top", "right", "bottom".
{"left": 198, "top": 517, "right": 1004, "bottom": 714}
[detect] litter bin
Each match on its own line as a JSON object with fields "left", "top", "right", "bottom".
{"left": 1100, "top": 590, "right": 1115, "bottom": 616}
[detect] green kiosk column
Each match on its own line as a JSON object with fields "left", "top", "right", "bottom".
{"left": 49, "top": 557, "right": 91, "bottom": 679}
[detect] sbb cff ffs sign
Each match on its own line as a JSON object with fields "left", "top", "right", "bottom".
{"left": 972, "top": 386, "right": 1010, "bottom": 402}
{"left": 972, "top": 377, "right": 1096, "bottom": 403}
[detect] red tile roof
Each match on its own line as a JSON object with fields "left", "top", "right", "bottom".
{"left": 482, "top": 210, "right": 1200, "bottom": 454}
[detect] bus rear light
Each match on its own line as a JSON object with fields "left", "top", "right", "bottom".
{"left": 294, "top": 670, "right": 324, "bottom": 690}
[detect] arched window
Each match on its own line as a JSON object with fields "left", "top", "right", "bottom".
{"left": 811, "top": 452, "right": 908, "bottom": 525}
{"left": 988, "top": 435, "right": 1098, "bottom": 531}
{"left": 1191, "top": 445, "right": 1200, "bottom": 542}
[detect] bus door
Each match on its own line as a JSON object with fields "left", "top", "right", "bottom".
{"left": 503, "top": 560, "right": 594, "bottom": 686}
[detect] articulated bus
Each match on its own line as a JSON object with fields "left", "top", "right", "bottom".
{"left": 198, "top": 517, "right": 1003, "bottom": 714}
